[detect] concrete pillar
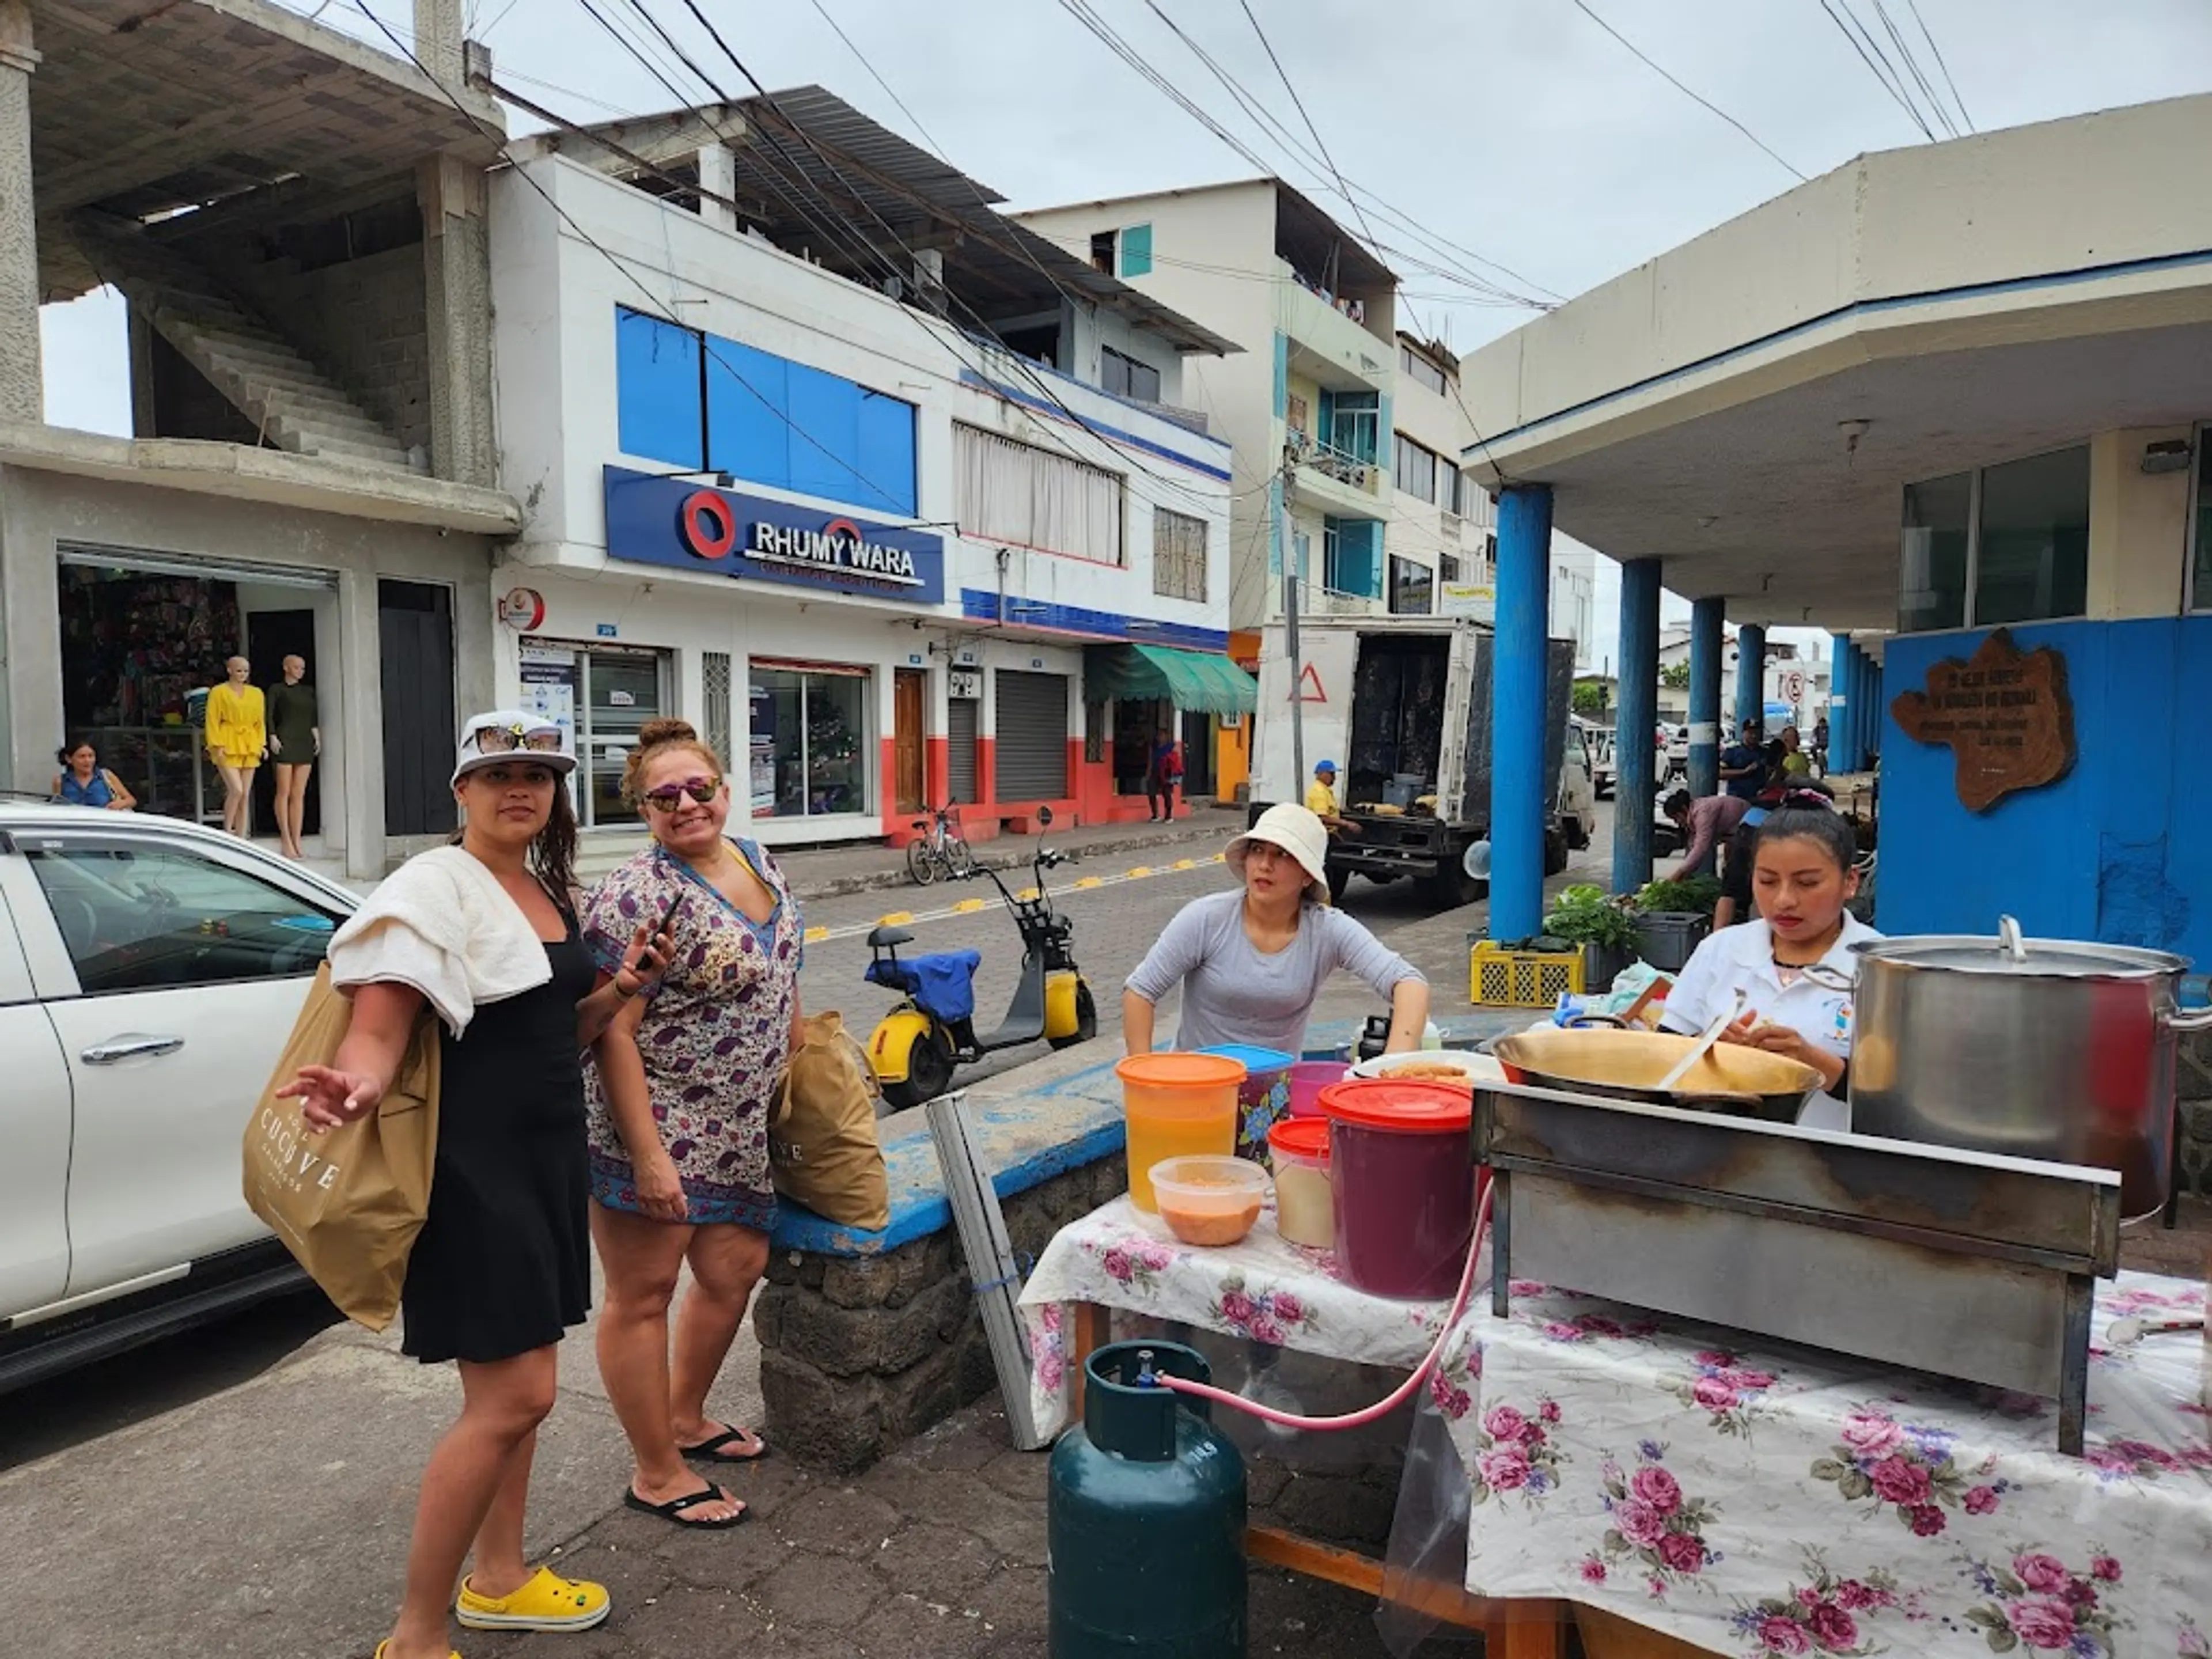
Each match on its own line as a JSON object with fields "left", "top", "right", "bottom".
{"left": 1488, "top": 483, "right": 1551, "bottom": 941}
{"left": 414, "top": 0, "right": 464, "bottom": 96}
{"left": 1827, "top": 634, "right": 1856, "bottom": 775}
{"left": 0, "top": 2, "right": 41, "bottom": 425}
{"left": 418, "top": 153, "right": 495, "bottom": 487}
{"left": 698, "top": 143, "right": 738, "bottom": 233}
{"left": 1612, "top": 558, "right": 1661, "bottom": 896}
{"left": 1735, "top": 622, "right": 1766, "bottom": 740}
{"left": 1687, "top": 597, "right": 1725, "bottom": 800}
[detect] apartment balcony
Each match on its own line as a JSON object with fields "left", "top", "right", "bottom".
{"left": 1292, "top": 580, "right": 1386, "bottom": 619}
{"left": 1285, "top": 430, "right": 1384, "bottom": 517}
{"left": 1279, "top": 263, "right": 1392, "bottom": 392}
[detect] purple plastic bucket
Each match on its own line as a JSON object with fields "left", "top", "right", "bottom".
{"left": 1287, "top": 1059, "right": 1349, "bottom": 1119}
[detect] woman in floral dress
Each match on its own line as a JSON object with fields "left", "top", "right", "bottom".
{"left": 583, "top": 719, "right": 802, "bottom": 1529}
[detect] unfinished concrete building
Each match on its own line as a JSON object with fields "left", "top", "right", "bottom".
{"left": 3, "top": 0, "right": 517, "bottom": 876}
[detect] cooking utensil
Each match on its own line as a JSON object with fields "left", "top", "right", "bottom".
{"left": 1655, "top": 991, "right": 1747, "bottom": 1093}
{"left": 1491, "top": 1026, "right": 1824, "bottom": 1123}
{"left": 2105, "top": 1315, "right": 2205, "bottom": 1348}
{"left": 1851, "top": 913, "right": 2212, "bottom": 1219}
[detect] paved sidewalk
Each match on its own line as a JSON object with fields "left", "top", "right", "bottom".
{"left": 622, "top": 805, "right": 1247, "bottom": 903}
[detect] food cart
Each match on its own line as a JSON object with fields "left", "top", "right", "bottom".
{"left": 1021, "top": 945, "right": 2212, "bottom": 1658}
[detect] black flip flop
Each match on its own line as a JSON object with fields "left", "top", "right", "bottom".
{"left": 679, "top": 1425, "right": 770, "bottom": 1464}
{"left": 623, "top": 1483, "right": 747, "bottom": 1529}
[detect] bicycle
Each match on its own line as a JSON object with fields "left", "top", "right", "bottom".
{"left": 904, "top": 804, "right": 974, "bottom": 885}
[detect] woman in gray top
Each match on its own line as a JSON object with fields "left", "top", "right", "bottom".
{"left": 1124, "top": 803, "right": 1429, "bottom": 1058}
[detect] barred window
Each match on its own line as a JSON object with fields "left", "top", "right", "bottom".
{"left": 1152, "top": 509, "right": 1209, "bottom": 602}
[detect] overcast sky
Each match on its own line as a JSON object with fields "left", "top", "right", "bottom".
{"left": 41, "top": 0, "right": 2212, "bottom": 660}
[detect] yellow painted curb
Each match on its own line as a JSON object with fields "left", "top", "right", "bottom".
{"left": 1074, "top": 876, "right": 1103, "bottom": 889}
{"left": 804, "top": 926, "right": 830, "bottom": 942}
{"left": 953, "top": 897, "right": 986, "bottom": 913}
{"left": 1127, "top": 866, "right": 1152, "bottom": 878}
{"left": 877, "top": 911, "right": 914, "bottom": 926}
{"left": 1173, "top": 858, "right": 1196, "bottom": 870}
{"left": 1018, "top": 888, "right": 1040, "bottom": 902}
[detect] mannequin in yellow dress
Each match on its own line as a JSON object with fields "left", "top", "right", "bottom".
{"left": 204, "top": 656, "right": 266, "bottom": 838}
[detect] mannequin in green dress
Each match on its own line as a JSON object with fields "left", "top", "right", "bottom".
{"left": 267, "top": 654, "right": 320, "bottom": 860}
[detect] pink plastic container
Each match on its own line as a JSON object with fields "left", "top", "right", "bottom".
{"left": 1287, "top": 1059, "right": 1348, "bottom": 1119}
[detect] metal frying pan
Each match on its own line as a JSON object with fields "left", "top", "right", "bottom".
{"left": 1490, "top": 1027, "right": 1825, "bottom": 1123}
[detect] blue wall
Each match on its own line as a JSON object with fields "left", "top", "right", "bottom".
{"left": 614, "top": 306, "right": 917, "bottom": 517}
{"left": 1880, "top": 616, "right": 2212, "bottom": 967}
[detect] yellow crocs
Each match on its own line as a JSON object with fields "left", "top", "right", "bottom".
{"left": 372, "top": 1645, "right": 459, "bottom": 1659}
{"left": 454, "top": 1566, "right": 611, "bottom": 1633}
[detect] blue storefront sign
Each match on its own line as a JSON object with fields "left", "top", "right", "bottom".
{"left": 602, "top": 465, "right": 945, "bottom": 605}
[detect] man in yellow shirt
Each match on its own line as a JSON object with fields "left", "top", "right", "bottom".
{"left": 1304, "top": 759, "right": 1357, "bottom": 836}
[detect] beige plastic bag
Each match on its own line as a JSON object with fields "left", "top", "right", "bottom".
{"left": 770, "top": 1012, "right": 891, "bottom": 1232}
{"left": 242, "top": 963, "right": 441, "bottom": 1331}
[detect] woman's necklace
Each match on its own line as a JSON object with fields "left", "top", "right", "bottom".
{"left": 1772, "top": 926, "right": 1845, "bottom": 988}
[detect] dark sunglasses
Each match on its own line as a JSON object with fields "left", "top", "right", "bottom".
{"left": 642, "top": 775, "right": 724, "bottom": 812}
{"left": 471, "top": 722, "right": 562, "bottom": 755}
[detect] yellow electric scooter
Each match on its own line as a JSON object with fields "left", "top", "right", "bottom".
{"left": 863, "top": 806, "right": 1097, "bottom": 1109}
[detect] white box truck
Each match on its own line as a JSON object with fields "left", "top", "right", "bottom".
{"left": 1248, "top": 616, "right": 1588, "bottom": 908}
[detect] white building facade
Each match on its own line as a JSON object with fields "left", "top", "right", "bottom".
{"left": 488, "top": 98, "right": 1238, "bottom": 850}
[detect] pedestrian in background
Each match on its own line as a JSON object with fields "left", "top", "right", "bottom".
{"left": 281, "top": 711, "right": 671, "bottom": 1659}
{"left": 585, "top": 718, "right": 802, "bottom": 1531}
{"left": 1147, "top": 731, "right": 1183, "bottom": 820}
{"left": 51, "top": 736, "right": 135, "bottom": 810}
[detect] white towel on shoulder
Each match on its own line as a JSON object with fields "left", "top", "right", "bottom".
{"left": 327, "top": 844, "right": 552, "bottom": 1037}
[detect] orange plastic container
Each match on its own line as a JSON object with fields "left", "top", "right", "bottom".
{"left": 1115, "top": 1053, "right": 1245, "bottom": 1212}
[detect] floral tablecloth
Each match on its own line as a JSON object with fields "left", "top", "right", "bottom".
{"left": 1018, "top": 1200, "right": 2212, "bottom": 1658}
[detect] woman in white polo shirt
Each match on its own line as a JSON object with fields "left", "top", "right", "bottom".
{"left": 1659, "top": 796, "right": 1877, "bottom": 1132}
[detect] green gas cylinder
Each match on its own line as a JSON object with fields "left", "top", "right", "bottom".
{"left": 1047, "top": 1340, "right": 1248, "bottom": 1658}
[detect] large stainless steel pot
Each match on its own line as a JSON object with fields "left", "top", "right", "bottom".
{"left": 1851, "top": 916, "right": 2212, "bottom": 1219}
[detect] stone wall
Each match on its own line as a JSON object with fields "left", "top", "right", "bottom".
{"left": 756, "top": 1153, "right": 1127, "bottom": 1473}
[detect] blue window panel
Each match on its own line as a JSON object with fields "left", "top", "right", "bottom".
{"left": 615, "top": 307, "right": 703, "bottom": 469}
{"left": 1119, "top": 222, "right": 1153, "bottom": 278}
{"left": 1328, "top": 518, "right": 1382, "bottom": 599}
{"left": 705, "top": 337, "right": 792, "bottom": 491}
{"left": 855, "top": 390, "right": 918, "bottom": 516}
{"left": 785, "top": 359, "right": 861, "bottom": 505}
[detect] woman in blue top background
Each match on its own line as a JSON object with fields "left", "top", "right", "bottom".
{"left": 51, "top": 738, "right": 135, "bottom": 810}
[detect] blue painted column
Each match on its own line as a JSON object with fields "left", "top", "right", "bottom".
{"left": 1488, "top": 483, "right": 1552, "bottom": 941}
{"left": 1734, "top": 622, "right": 1766, "bottom": 740}
{"left": 1827, "top": 634, "right": 1857, "bottom": 775}
{"left": 1612, "top": 559, "right": 1661, "bottom": 895}
{"left": 1687, "top": 597, "right": 1725, "bottom": 800}
{"left": 1860, "top": 650, "right": 1884, "bottom": 762}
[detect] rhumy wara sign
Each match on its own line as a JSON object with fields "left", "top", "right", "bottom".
{"left": 1890, "top": 628, "right": 2075, "bottom": 812}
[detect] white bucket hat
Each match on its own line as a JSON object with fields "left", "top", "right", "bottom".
{"left": 451, "top": 709, "right": 577, "bottom": 787}
{"left": 1227, "top": 802, "right": 1330, "bottom": 900}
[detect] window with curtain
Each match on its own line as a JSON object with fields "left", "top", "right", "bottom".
{"left": 1153, "top": 509, "right": 1207, "bottom": 601}
{"left": 1899, "top": 472, "right": 1971, "bottom": 633}
{"left": 1399, "top": 344, "right": 1446, "bottom": 397}
{"left": 1329, "top": 391, "right": 1380, "bottom": 464}
{"left": 955, "top": 425, "right": 1125, "bottom": 565}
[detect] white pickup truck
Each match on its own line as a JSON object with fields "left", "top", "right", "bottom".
{"left": 0, "top": 804, "right": 354, "bottom": 1391}
{"left": 1248, "top": 617, "right": 1592, "bottom": 908}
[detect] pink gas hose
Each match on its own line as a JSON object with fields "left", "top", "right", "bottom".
{"left": 1151, "top": 1180, "right": 1493, "bottom": 1432}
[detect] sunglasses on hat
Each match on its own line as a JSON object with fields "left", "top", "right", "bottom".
{"left": 469, "top": 721, "right": 562, "bottom": 756}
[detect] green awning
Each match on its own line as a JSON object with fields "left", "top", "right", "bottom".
{"left": 1084, "top": 643, "right": 1257, "bottom": 715}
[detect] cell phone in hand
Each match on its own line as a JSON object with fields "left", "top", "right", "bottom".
{"left": 656, "top": 892, "right": 687, "bottom": 940}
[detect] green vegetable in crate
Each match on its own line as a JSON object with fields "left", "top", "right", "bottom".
{"left": 1543, "top": 884, "right": 1643, "bottom": 952}
{"left": 1635, "top": 876, "right": 1724, "bottom": 916}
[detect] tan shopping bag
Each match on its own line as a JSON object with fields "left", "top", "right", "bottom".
{"left": 242, "top": 963, "right": 441, "bottom": 1331}
{"left": 769, "top": 1012, "right": 890, "bottom": 1231}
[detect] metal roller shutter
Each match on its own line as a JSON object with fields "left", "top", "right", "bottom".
{"left": 994, "top": 669, "right": 1068, "bottom": 800}
{"left": 948, "top": 696, "right": 979, "bottom": 804}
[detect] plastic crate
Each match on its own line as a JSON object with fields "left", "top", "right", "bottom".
{"left": 1635, "top": 912, "right": 1713, "bottom": 974}
{"left": 1469, "top": 939, "right": 1587, "bottom": 1008}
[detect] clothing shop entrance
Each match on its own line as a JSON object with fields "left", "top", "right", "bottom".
{"left": 56, "top": 548, "right": 337, "bottom": 832}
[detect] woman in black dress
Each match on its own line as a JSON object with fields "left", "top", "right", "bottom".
{"left": 282, "top": 711, "right": 672, "bottom": 1659}
{"left": 266, "top": 654, "right": 319, "bottom": 860}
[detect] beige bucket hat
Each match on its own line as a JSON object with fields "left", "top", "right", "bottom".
{"left": 1227, "top": 802, "right": 1331, "bottom": 899}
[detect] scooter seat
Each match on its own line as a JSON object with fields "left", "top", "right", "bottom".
{"left": 869, "top": 924, "right": 917, "bottom": 948}
{"left": 865, "top": 948, "right": 980, "bottom": 1024}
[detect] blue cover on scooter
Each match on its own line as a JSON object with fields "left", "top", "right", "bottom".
{"left": 865, "top": 949, "right": 981, "bottom": 1024}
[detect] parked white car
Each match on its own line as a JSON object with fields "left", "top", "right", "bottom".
{"left": 0, "top": 804, "right": 355, "bottom": 1391}
{"left": 1558, "top": 721, "right": 1598, "bottom": 855}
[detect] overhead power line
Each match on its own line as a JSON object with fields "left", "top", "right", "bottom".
{"left": 1903, "top": 0, "right": 1974, "bottom": 132}
{"left": 1567, "top": 0, "right": 1808, "bottom": 183}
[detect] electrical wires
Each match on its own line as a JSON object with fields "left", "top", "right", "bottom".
{"left": 1567, "top": 0, "right": 1808, "bottom": 183}
{"left": 1815, "top": 0, "right": 1974, "bottom": 141}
